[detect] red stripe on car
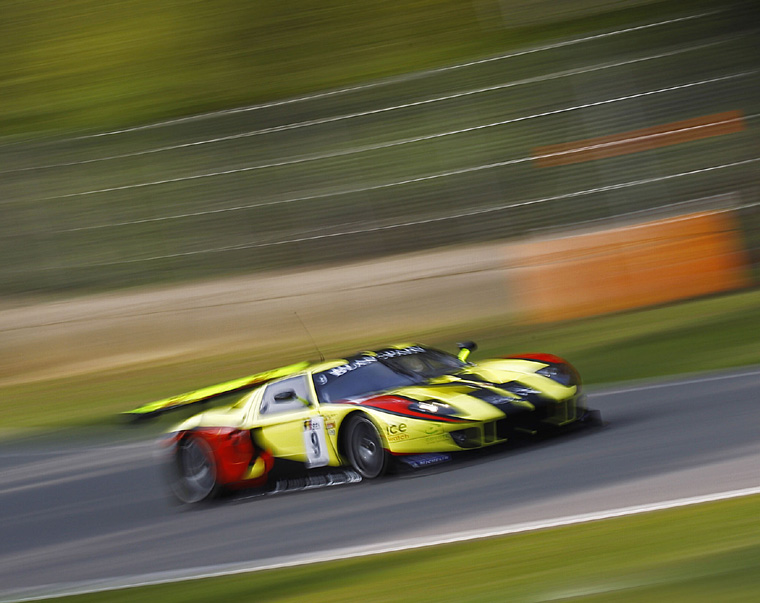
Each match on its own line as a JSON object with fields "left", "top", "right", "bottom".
{"left": 505, "top": 353, "right": 568, "bottom": 365}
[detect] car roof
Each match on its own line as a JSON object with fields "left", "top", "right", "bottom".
{"left": 303, "top": 343, "right": 425, "bottom": 374}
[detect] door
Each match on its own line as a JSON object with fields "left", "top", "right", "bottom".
{"left": 255, "top": 375, "right": 331, "bottom": 466}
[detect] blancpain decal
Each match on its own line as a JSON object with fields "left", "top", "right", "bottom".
{"left": 327, "top": 347, "right": 426, "bottom": 378}
{"left": 375, "top": 346, "right": 425, "bottom": 360}
{"left": 328, "top": 356, "right": 378, "bottom": 377}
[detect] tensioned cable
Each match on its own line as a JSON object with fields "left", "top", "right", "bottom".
{"left": 16, "top": 156, "right": 756, "bottom": 271}
{"left": 0, "top": 38, "right": 733, "bottom": 175}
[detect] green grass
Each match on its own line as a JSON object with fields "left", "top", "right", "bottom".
{"left": 1, "top": 0, "right": 714, "bottom": 137}
{"left": 52, "top": 493, "right": 760, "bottom": 602}
{"left": 2, "top": 288, "right": 759, "bottom": 434}
{"left": 470, "top": 287, "right": 760, "bottom": 385}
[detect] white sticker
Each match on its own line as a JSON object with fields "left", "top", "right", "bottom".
{"left": 303, "top": 415, "right": 330, "bottom": 468}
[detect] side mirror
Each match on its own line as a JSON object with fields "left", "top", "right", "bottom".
{"left": 274, "top": 390, "right": 311, "bottom": 407}
{"left": 457, "top": 341, "right": 478, "bottom": 362}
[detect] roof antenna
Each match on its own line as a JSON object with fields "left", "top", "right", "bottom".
{"left": 294, "top": 311, "right": 324, "bottom": 362}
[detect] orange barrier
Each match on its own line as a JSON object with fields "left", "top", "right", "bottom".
{"left": 509, "top": 211, "right": 751, "bottom": 323}
{"left": 532, "top": 111, "right": 745, "bottom": 167}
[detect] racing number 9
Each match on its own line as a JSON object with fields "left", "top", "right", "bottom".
{"left": 310, "top": 431, "right": 320, "bottom": 458}
{"left": 303, "top": 415, "right": 329, "bottom": 468}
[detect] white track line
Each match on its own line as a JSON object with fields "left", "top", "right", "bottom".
{"left": 3, "top": 486, "right": 758, "bottom": 602}
{"left": 591, "top": 367, "right": 760, "bottom": 397}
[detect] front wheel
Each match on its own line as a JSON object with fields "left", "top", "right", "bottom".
{"left": 169, "top": 436, "right": 218, "bottom": 503}
{"left": 344, "top": 415, "right": 389, "bottom": 479}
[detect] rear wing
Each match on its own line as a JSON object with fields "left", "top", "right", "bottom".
{"left": 124, "top": 361, "right": 310, "bottom": 421}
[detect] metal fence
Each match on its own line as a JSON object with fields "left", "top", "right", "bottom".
{"left": 0, "top": 5, "right": 757, "bottom": 295}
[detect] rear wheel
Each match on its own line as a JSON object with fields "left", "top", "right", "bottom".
{"left": 344, "top": 415, "right": 389, "bottom": 479}
{"left": 170, "top": 436, "right": 218, "bottom": 503}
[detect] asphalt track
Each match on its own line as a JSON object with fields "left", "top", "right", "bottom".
{"left": 1, "top": 368, "right": 759, "bottom": 600}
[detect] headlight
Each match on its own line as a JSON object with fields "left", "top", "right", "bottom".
{"left": 408, "top": 400, "right": 460, "bottom": 417}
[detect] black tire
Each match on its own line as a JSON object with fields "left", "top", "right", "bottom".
{"left": 344, "top": 415, "right": 389, "bottom": 479}
{"left": 169, "top": 436, "right": 218, "bottom": 504}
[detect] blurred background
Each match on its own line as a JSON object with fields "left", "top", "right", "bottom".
{"left": 1, "top": 8, "right": 759, "bottom": 601}
{"left": 0, "top": 0, "right": 758, "bottom": 394}
{"left": 1, "top": 7, "right": 758, "bottom": 599}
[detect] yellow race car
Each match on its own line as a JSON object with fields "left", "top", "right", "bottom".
{"left": 128, "top": 342, "right": 600, "bottom": 503}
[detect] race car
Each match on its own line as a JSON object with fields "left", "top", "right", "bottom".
{"left": 127, "top": 342, "right": 600, "bottom": 503}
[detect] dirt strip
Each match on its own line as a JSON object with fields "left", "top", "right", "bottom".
{"left": 0, "top": 243, "right": 514, "bottom": 386}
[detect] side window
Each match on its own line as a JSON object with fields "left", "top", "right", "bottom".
{"left": 259, "top": 375, "right": 312, "bottom": 416}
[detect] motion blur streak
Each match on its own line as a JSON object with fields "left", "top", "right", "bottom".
{"left": 35, "top": 72, "right": 754, "bottom": 202}
{"left": 0, "top": 3, "right": 756, "bottom": 296}
{"left": 63, "top": 9, "right": 724, "bottom": 140}
{"left": 1, "top": 39, "right": 730, "bottom": 176}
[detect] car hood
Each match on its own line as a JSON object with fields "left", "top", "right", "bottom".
{"left": 342, "top": 374, "right": 548, "bottom": 422}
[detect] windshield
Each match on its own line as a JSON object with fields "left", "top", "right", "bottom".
{"left": 381, "top": 347, "right": 466, "bottom": 379}
{"left": 313, "top": 357, "right": 419, "bottom": 403}
{"left": 313, "top": 346, "right": 467, "bottom": 403}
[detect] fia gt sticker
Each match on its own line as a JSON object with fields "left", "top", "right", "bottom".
{"left": 303, "top": 415, "right": 330, "bottom": 468}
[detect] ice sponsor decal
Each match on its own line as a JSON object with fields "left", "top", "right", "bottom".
{"left": 303, "top": 416, "right": 330, "bottom": 468}
{"left": 387, "top": 422, "right": 410, "bottom": 442}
